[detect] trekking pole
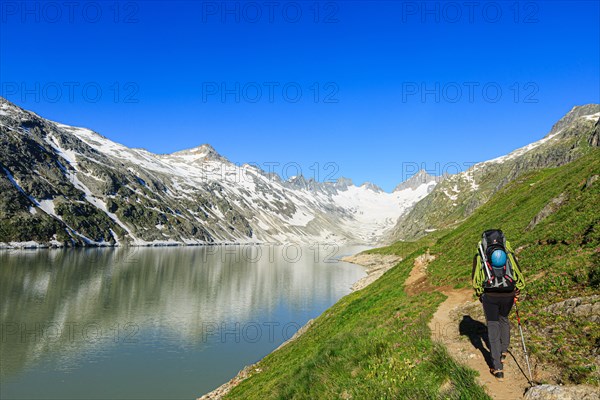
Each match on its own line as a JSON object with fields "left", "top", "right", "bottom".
{"left": 514, "top": 297, "right": 533, "bottom": 383}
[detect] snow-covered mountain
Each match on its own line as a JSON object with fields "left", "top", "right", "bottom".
{"left": 0, "top": 98, "right": 437, "bottom": 248}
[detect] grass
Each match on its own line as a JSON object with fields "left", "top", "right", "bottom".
{"left": 422, "top": 150, "right": 600, "bottom": 385}
{"left": 223, "top": 149, "right": 600, "bottom": 398}
{"left": 364, "top": 230, "right": 447, "bottom": 258}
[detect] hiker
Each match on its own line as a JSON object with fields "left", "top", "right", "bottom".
{"left": 471, "top": 229, "right": 525, "bottom": 380}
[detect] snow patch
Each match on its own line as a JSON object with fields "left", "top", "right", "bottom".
{"left": 463, "top": 172, "right": 479, "bottom": 191}
{"left": 485, "top": 128, "right": 565, "bottom": 165}
{"left": 38, "top": 199, "right": 57, "bottom": 217}
{"left": 442, "top": 189, "right": 458, "bottom": 201}
{"left": 287, "top": 210, "right": 314, "bottom": 227}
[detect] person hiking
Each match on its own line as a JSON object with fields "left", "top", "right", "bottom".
{"left": 471, "top": 229, "right": 525, "bottom": 381}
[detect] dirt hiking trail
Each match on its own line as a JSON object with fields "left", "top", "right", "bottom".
{"left": 429, "top": 289, "right": 531, "bottom": 399}
{"left": 409, "top": 252, "right": 532, "bottom": 399}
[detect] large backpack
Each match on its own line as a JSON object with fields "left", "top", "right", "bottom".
{"left": 475, "top": 229, "right": 516, "bottom": 292}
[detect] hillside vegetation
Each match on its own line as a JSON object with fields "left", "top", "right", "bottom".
{"left": 223, "top": 149, "right": 599, "bottom": 399}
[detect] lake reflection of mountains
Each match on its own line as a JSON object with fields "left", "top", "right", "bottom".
{"left": 0, "top": 246, "right": 365, "bottom": 378}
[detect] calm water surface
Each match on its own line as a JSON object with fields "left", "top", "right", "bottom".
{"left": 0, "top": 245, "right": 367, "bottom": 399}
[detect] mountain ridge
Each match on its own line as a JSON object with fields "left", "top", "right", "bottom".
{"left": 0, "top": 98, "right": 435, "bottom": 248}
{"left": 387, "top": 104, "right": 600, "bottom": 242}
{"left": 2, "top": 99, "right": 598, "bottom": 248}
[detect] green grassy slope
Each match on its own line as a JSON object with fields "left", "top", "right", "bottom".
{"left": 224, "top": 150, "right": 599, "bottom": 399}
{"left": 423, "top": 149, "right": 600, "bottom": 384}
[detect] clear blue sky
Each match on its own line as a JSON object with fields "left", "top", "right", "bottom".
{"left": 1, "top": 1, "right": 599, "bottom": 191}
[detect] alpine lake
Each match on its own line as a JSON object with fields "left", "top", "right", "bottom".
{"left": 0, "top": 244, "right": 367, "bottom": 399}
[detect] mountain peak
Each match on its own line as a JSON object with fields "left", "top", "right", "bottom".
{"left": 547, "top": 104, "right": 600, "bottom": 136}
{"left": 191, "top": 144, "right": 216, "bottom": 153}
{"left": 285, "top": 174, "right": 311, "bottom": 190}
{"left": 167, "top": 144, "right": 225, "bottom": 162}
{"left": 334, "top": 177, "right": 354, "bottom": 190}
{"left": 393, "top": 170, "right": 440, "bottom": 192}
{"left": 0, "top": 97, "right": 34, "bottom": 120}
{"left": 360, "top": 182, "right": 383, "bottom": 192}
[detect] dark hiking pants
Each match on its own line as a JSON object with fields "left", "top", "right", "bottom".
{"left": 482, "top": 292, "right": 515, "bottom": 371}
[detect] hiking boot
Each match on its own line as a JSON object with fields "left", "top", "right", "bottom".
{"left": 493, "top": 370, "right": 504, "bottom": 381}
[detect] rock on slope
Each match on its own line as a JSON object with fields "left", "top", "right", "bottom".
{"left": 524, "top": 384, "right": 599, "bottom": 400}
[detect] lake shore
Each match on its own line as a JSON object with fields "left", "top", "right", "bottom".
{"left": 196, "top": 252, "right": 402, "bottom": 400}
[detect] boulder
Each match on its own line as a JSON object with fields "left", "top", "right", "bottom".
{"left": 524, "top": 384, "right": 599, "bottom": 400}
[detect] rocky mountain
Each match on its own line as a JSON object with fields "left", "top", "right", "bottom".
{"left": 393, "top": 170, "right": 444, "bottom": 192}
{"left": 0, "top": 98, "right": 437, "bottom": 248}
{"left": 387, "top": 104, "right": 600, "bottom": 241}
